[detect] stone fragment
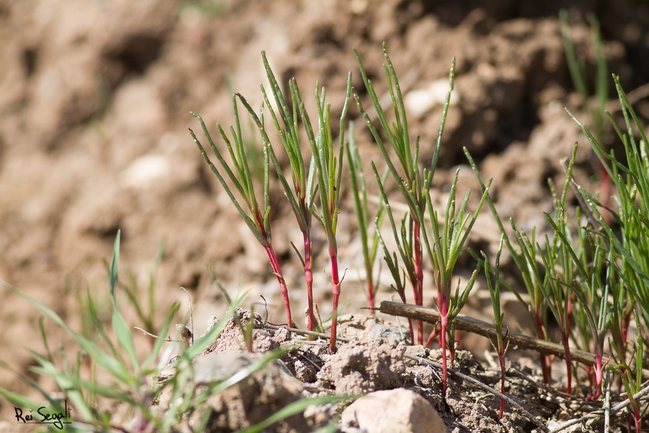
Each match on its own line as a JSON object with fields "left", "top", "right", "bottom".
{"left": 341, "top": 388, "right": 446, "bottom": 433}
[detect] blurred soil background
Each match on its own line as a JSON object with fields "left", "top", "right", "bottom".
{"left": 0, "top": 0, "right": 648, "bottom": 424}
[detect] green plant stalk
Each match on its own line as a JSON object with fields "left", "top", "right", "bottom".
{"left": 354, "top": 45, "right": 456, "bottom": 345}
{"left": 1, "top": 233, "right": 188, "bottom": 431}
{"left": 540, "top": 241, "right": 574, "bottom": 395}
{"left": 190, "top": 106, "right": 293, "bottom": 327}
{"left": 119, "top": 239, "right": 166, "bottom": 349}
{"left": 483, "top": 236, "right": 506, "bottom": 419}
{"left": 373, "top": 162, "right": 415, "bottom": 341}
{"left": 353, "top": 45, "right": 426, "bottom": 344}
{"left": 465, "top": 147, "right": 554, "bottom": 384}
{"left": 567, "top": 76, "right": 649, "bottom": 397}
{"left": 303, "top": 73, "right": 352, "bottom": 351}
{"left": 561, "top": 11, "right": 612, "bottom": 222}
{"left": 513, "top": 225, "right": 554, "bottom": 385}
{"left": 612, "top": 332, "right": 644, "bottom": 432}
{"left": 347, "top": 122, "right": 387, "bottom": 312}
{"left": 557, "top": 205, "right": 610, "bottom": 400}
{"left": 539, "top": 158, "right": 582, "bottom": 395}
{"left": 245, "top": 53, "right": 319, "bottom": 331}
{"left": 420, "top": 169, "right": 489, "bottom": 392}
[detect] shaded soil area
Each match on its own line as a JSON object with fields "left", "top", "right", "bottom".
{"left": 0, "top": 0, "right": 648, "bottom": 430}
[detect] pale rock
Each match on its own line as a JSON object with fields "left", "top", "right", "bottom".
{"left": 404, "top": 79, "right": 459, "bottom": 118}
{"left": 341, "top": 388, "right": 446, "bottom": 433}
{"left": 121, "top": 153, "right": 171, "bottom": 188}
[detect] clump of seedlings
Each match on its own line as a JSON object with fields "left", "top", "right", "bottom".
{"left": 6, "top": 38, "right": 649, "bottom": 432}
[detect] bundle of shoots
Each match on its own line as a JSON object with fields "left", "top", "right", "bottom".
{"left": 483, "top": 237, "right": 507, "bottom": 419}
{"left": 190, "top": 102, "right": 293, "bottom": 327}
{"left": 305, "top": 74, "right": 353, "bottom": 351}
{"left": 347, "top": 123, "right": 387, "bottom": 313}
{"left": 238, "top": 52, "right": 319, "bottom": 332}
{"left": 353, "top": 44, "right": 456, "bottom": 345}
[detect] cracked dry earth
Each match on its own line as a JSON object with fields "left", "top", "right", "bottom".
{"left": 154, "top": 310, "right": 621, "bottom": 433}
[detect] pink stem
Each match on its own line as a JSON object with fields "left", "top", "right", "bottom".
{"left": 367, "top": 280, "right": 375, "bottom": 315}
{"left": 264, "top": 245, "right": 292, "bottom": 328}
{"left": 424, "top": 324, "right": 437, "bottom": 348}
{"left": 590, "top": 347, "right": 603, "bottom": 400}
{"left": 561, "top": 331, "right": 572, "bottom": 395}
{"left": 303, "top": 231, "right": 315, "bottom": 332}
{"left": 254, "top": 209, "right": 293, "bottom": 328}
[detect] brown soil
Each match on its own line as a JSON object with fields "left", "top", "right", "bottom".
{"left": 1, "top": 0, "right": 648, "bottom": 431}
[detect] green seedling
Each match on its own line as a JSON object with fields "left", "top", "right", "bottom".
{"left": 119, "top": 238, "right": 166, "bottom": 346}
{"left": 347, "top": 122, "right": 388, "bottom": 313}
{"left": 420, "top": 166, "right": 489, "bottom": 393}
{"left": 561, "top": 11, "right": 612, "bottom": 221}
{"left": 465, "top": 149, "right": 554, "bottom": 384}
{"left": 483, "top": 236, "right": 507, "bottom": 419}
{"left": 566, "top": 75, "right": 649, "bottom": 405}
{"left": 238, "top": 52, "right": 319, "bottom": 332}
{"left": 0, "top": 232, "right": 183, "bottom": 431}
{"left": 306, "top": 74, "right": 353, "bottom": 352}
{"left": 190, "top": 100, "right": 294, "bottom": 327}
{"left": 535, "top": 147, "right": 583, "bottom": 395}
{"left": 373, "top": 162, "right": 416, "bottom": 342}
{"left": 542, "top": 151, "right": 611, "bottom": 399}
{"left": 353, "top": 43, "right": 456, "bottom": 346}
{"left": 354, "top": 45, "right": 429, "bottom": 344}
{"left": 611, "top": 333, "right": 645, "bottom": 432}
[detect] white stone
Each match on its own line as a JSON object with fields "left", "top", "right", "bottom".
{"left": 341, "top": 388, "right": 446, "bottom": 433}
{"left": 121, "top": 154, "right": 171, "bottom": 188}
{"left": 405, "top": 79, "right": 459, "bottom": 118}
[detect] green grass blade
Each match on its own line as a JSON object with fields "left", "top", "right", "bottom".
{"left": 428, "top": 57, "right": 456, "bottom": 186}
{"left": 181, "top": 291, "right": 247, "bottom": 360}
{"left": 210, "top": 350, "right": 286, "bottom": 395}
{"left": 108, "top": 231, "right": 139, "bottom": 371}
{"left": 2, "top": 280, "right": 134, "bottom": 386}
{"left": 30, "top": 353, "right": 94, "bottom": 421}
{"left": 142, "top": 302, "right": 181, "bottom": 371}
{"left": 236, "top": 394, "right": 353, "bottom": 433}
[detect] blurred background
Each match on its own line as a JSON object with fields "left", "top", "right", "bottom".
{"left": 0, "top": 0, "right": 648, "bottom": 423}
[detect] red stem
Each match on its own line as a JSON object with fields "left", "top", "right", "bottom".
{"left": 561, "top": 331, "right": 572, "bottom": 395}
{"left": 329, "top": 245, "right": 341, "bottom": 352}
{"left": 367, "top": 280, "right": 375, "bottom": 315}
{"left": 424, "top": 323, "right": 438, "bottom": 348}
{"left": 598, "top": 162, "right": 613, "bottom": 226}
{"left": 534, "top": 310, "right": 552, "bottom": 384}
{"left": 589, "top": 346, "right": 603, "bottom": 400}
{"left": 303, "top": 230, "right": 315, "bottom": 332}
{"left": 264, "top": 244, "right": 292, "bottom": 327}
{"left": 413, "top": 219, "right": 424, "bottom": 345}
